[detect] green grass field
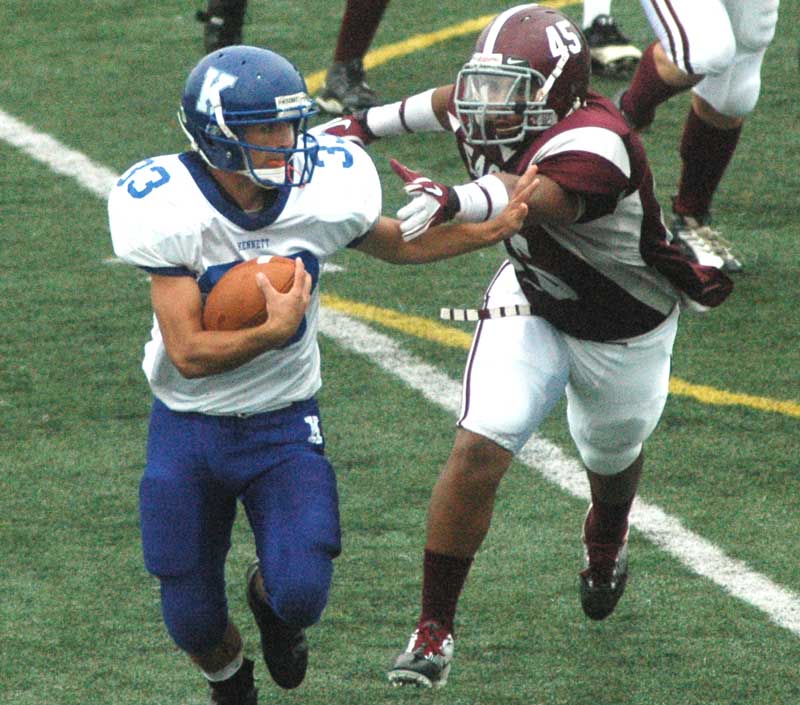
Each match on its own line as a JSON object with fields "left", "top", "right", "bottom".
{"left": 2, "top": 1, "right": 799, "bottom": 703}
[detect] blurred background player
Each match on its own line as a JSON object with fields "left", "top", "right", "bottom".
{"left": 196, "top": 0, "right": 247, "bottom": 52}
{"left": 616, "top": 0, "right": 780, "bottom": 272}
{"left": 196, "top": 0, "right": 389, "bottom": 114}
{"left": 583, "top": 0, "right": 642, "bottom": 75}
{"left": 108, "top": 44, "right": 532, "bottom": 705}
{"left": 322, "top": 2, "right": 732, "bottom": 689}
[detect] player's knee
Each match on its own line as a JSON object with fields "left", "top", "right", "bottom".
{"left": 691, "top": 38, "right": 736, "bottom": 77}
{"left": 271, "top": 576, "right": 330, "bottom": 627}
{"left": 696, "top": 69, "right": 762, "bottom": 118}
{"left": 571, "top": 417, "right": 650, "bottom": 476}
{"left": 160, "top": 578, "right": 228, "bottom": 654}
{"left": 449, "top": 429, "right": 513, "bottom": 485}
{"left": 578, "top": 441, "right": 643, "bottom": 476}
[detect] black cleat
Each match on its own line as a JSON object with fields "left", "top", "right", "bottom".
{"left": 585, "top": 14, "right": 641, "bottom": 76}
{"left": 580, "top": 507, "right": 630, "bottom": 620}
{"left": 208, "top": 657, "right": 258, "bottom": 705}
{"left": 246, "top": 561, "right": 308, "bottom": 690}
{"left": 316, "top": 59, "right": 379, "bottom": 115}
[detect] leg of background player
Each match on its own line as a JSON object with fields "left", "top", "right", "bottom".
{"left": 316, "top": 0, "right": 391, "bottom": 114}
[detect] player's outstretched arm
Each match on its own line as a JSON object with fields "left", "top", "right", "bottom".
{"left": 151, "top": 258, "right": 312, "bottom": 378}
{"left": 318, "top": 86, "right": 452, "bottom": 146}
{"left": 356, "top": 165, "right": 539, "bottom": 264}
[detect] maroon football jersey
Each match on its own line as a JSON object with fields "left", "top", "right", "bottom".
{"left": 446, "top": 89, "right": 732, "bottom": 341}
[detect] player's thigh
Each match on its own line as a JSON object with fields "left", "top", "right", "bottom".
{"left": 459, "top": 263, "right": 570, "bottom": 454}
{"left": 565, "top": 308, "right": 679, "bottom": 475}
{"left": 693, "top": 0, "right": 778, "bottom": 117}
{"left": 140, "top": 400, "right": 237, "bottom": 577}
{"left": 640, "top": 0, "right": 735, "bottom": 75}
{"left": 242, "top": 447, "right": 341, "bottom": 625}
{"left": 726, "top": 0, "right": 779, "bottom": 52}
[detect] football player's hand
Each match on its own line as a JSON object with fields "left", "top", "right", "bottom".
{"left": 255, "top": 259, "right": 312, "bottom": 346}
{"left": 492, "top": 164, "right": 539, "bottom": 236}
{"left": 316, "top": 112, "right": 374, "bottom": 148}
{"left": 390, "top": 159, "right": 459, "bottom": 241}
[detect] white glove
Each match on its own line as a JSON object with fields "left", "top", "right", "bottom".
{"left": 390, "top": 159, "right": 458, "bottom": 241}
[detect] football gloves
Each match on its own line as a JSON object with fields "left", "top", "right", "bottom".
{"left": 390, "top": 159, "right": 459, "bottom": 241}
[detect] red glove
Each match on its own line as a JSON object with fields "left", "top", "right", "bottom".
{"left": 317, "top": 111, "right": 376, "bottom": 148}
{"left": 390, "top": 159, "right": 459, "bottom": 240}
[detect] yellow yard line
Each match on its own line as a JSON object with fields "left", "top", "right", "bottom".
{"left": 322, "top": 294, "right": 800, "bottom": 419}
{"left": 305, "top": 0, "right": 576, "bottom": 93}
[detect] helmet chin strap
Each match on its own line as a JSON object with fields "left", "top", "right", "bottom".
{"left": 239, "top": 161, "right": 288, "bottom": 188}
{"left": 535, "top": 52, "right": 568, "bottom": 105}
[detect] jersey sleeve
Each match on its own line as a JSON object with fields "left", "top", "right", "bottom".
{"left": 108, "top": 157, "right": 202, "bottom": 275}
{"left": 530, "top": 126, "right": 632, "bottom": 220}
{"left": 307, "top": 133, "right": 382, "bottom": 249}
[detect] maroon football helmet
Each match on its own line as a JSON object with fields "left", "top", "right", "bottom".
{"left": 455, "top": 4, "right": 591, "bottom": 145}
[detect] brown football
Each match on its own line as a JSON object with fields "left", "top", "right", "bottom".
{"left": 202, "top": 256, "right": 296, "bottom": 331}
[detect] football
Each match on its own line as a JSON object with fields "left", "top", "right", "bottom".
{"left": 202, "top": 256, "right": 296, "bottom": 331}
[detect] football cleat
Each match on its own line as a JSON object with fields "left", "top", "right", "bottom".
{"left": 387, "top": 620, "right": 454, "bottom": 689}
{"left": 208, "top": 657, "right": 258, "bottom": 705}
{"left": 246, "top": 561, "right": 308, "bottom": 690}
{"left": 196, "top": 0, "right": 247, "bottom": 53}
{"left": 585, "top": 15, "right": 642, "bottom": 76}
{"left": 580, "top": 509, "right": 630, "bottom": 621}
{"left": 670, "top": 212, "right": 742, "bottom": 272}
{"left": 315, "top": 59, "right": 379, "bottom": 115}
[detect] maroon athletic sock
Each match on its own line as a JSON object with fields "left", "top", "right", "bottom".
{"left": 673, "top": 106, "right": 742, "bottom": 217}
{"left": 586, "top": 496, "right": 634, "bottom": 545}
{"left": 420, "top": 549, "right": 473, "bottom": 634}
{"left": 333, "top": 0, "right": 391, "bottom": 63}
{"left": 621, "top": 42, "right": 687, "bottom": 129}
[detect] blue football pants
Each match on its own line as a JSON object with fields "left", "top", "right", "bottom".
{"left": 139, "top": 398, "right": 341, "bottom": 654}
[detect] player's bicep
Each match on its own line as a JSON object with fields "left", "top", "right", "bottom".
{"left": 523, "top": 173, "right": 583, "bottom": 225}
{"left": 150, "top": 273, "right": 204, "bottom": 355}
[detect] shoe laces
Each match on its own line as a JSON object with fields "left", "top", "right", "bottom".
{"left": 582, "top": 542, "right": 623, "bottom": 585}
{"left": 412, "top": 621, "right": 450, "bottom": 657}
{"left": 676, "top": 216, "right": 735, "bottom": 258}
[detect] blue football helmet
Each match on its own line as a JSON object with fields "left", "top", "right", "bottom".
{"left": 179, "top": 45, "right": 319, "bottom": 188}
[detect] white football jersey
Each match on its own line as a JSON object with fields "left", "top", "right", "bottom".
{"left": 108, "top": 133, "right": 381, "bottom": 414}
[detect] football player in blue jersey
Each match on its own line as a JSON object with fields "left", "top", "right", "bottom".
{"left": 108, "top": 45, "right": 535, "bottom": 705}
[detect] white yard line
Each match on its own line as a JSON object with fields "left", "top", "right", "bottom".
{"left": 5, "top": 106, "right": 800, "bottom": 637}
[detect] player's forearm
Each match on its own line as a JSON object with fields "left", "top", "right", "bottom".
{"left": 164, "top": 322, "right": 297, "bottom": 378}
{"left": 363, "top": 86, "right": 451, "bottom": 137}
{"left": 388, "top": 218, "right": 513, "bottom": 264}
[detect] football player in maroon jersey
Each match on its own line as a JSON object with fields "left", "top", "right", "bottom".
{"left": 617, "top": 0, "right": 780, "bottom": 272}
{"left": 322, "top": 3, "right": 732, "bottom": 688}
